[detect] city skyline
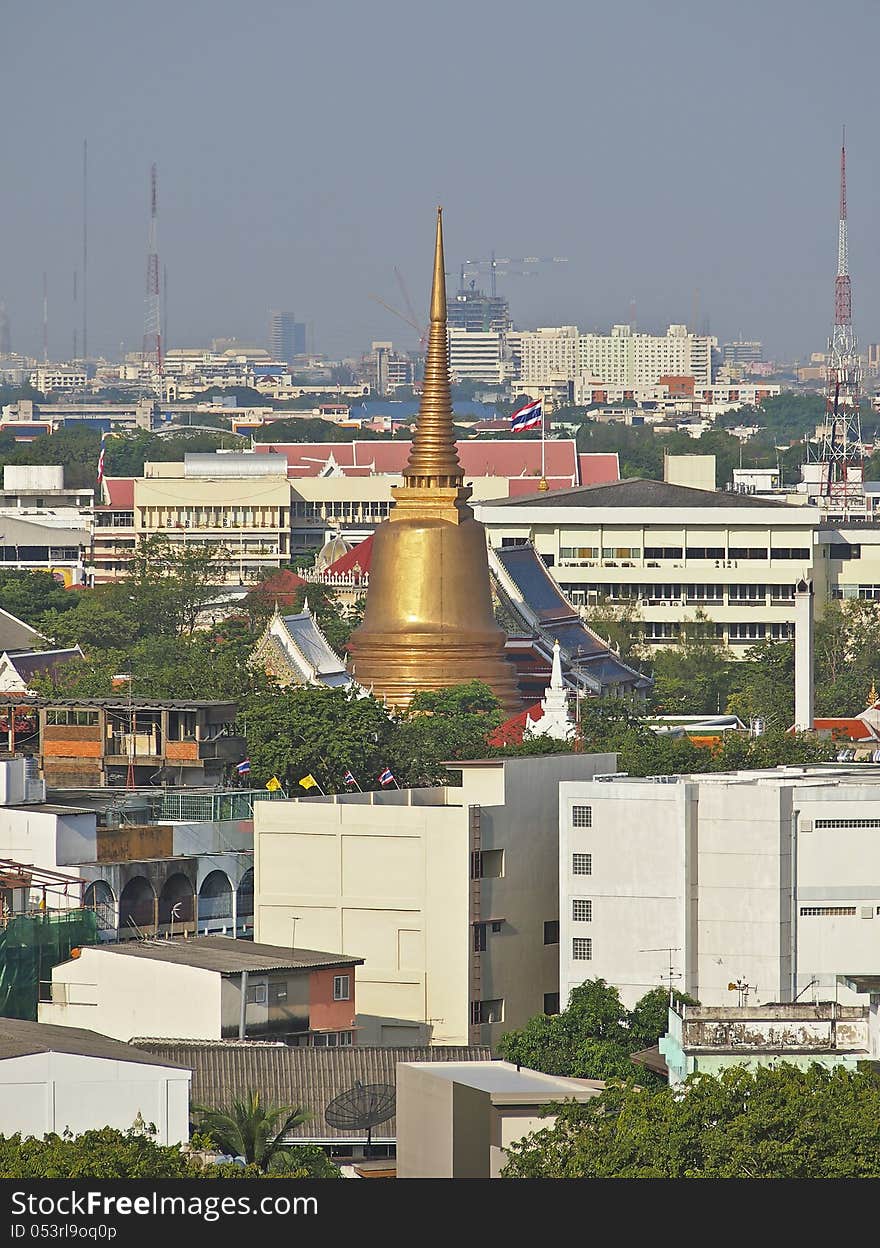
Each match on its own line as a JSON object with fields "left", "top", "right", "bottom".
{"left": 2, "top": 0, "right": 880, "bottom": 363}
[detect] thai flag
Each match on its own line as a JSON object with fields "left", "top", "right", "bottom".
{"left": 236, "top": 758, "right": 251, "bottom": 775}
{"left": 378, "top": 767, "right": 395, "bottom": 787}
{"left": 343, "top": 768, "right": 357, "bottom": 786}
{"left": 510, "top": 398, "right": 543, "bottom": 432}
{"left": 97, "top": 432, "right": 107, "bottom": 483}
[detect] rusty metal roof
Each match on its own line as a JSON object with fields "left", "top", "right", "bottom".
{"left": 132, "top": 1042, "right": 493, "bottom": 1143}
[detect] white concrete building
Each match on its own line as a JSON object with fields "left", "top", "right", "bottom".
{"left": 396, "top": 1061, "right": 602, "bottom": 1178}
{"left": 447, "top": 329, "right": 510, "bottom": 384}
{"left": 558, "top": 765, "right": 880, "bottom": 1010}
{"left": 0, "top": 1018, "right": 190, "bottom": 1144}
{"left": 476, "top": 479, "right": 819, "bottom": 650}
{"left": 518, "top": 324, "right": 714, "bottom": 389}
{"left": 254, "top": 753, "right": 616, "bottom": 1048}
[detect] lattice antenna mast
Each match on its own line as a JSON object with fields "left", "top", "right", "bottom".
{"left": 142, "top": 163, "right": 162, "bottom": 377}
{"left": 816, "top": 130, "right": 862, "bottom": 505}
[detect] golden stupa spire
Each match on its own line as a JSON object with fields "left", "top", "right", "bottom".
{"left": 868, "top": 679, "right": 878, "bottom": 708}
{"left": 403, "top": 208, "right": 463, "bottom": 490}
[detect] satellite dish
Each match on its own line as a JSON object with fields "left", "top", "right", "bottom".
{"left": 325, "top": 1080, "right": 395, "bottom": 1156}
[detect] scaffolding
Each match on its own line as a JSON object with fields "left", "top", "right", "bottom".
{"left": 0, "top": 909, "right": 98, "bottom": 1021}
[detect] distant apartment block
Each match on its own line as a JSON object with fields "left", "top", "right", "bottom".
{"left": 518, "top": 323, "right": 714, "bottom": 389}
{"left": 268, "top": 311, "right": 306, "bottom": 363}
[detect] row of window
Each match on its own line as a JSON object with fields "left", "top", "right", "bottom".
{"left": 814, "top": 818, "right": 880, "bottom": 829}
{"left": 575, "top": 584, "right": 799, "bottom": 603}
{"left": 558, "top": 546, "right": 810, "bottom": 563}
{"left": 642, "top": 622, "right": 794, "bottom": 641}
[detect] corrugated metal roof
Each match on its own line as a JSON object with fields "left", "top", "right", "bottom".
{"left": 0, "top": 1018, "right": 188, "bottom": 1070}
{"left": 89, "top": 935, "right": 363, "bottom": 974}
{"left": 133, "top": 1042, "right": 493, "bottom": 1142}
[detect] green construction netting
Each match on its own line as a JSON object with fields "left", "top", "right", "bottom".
{"left": 0, "top": 910, "right": 98, "bottom": 1021}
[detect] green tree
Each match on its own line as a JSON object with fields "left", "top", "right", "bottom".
{"left": 497, "top": 979, "right": 696, "bottom": 1085}
{"left": 650, "top": 610, "right": 734, "bottom": 715}
{"left": 502, "top": 1063, "right": 880, "bottom": 1178}
{"left": 814, "top": 598, "right": 880, "bottom": 715}
{"left": 390, "top": 681, "right": 505, "bottom": 786}
{"left": 584, "top": 596, "right": 644, "bottom": 666}
{"left": 0, "top": 569, "right": 83, "bottom": 630}
{"left": 193, "top": 1092, "right": 309, "bottom": 1170}
{"left": 0, "top": 1126, "right": 257, "bottom": 1178}
{"left": 726, "top": 639, "right": 794, "bottom": 730}
{"left": 243, "top": 685, "right": 394, "bottom": 791}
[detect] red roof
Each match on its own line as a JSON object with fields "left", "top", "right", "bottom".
{"left": 812, "top": 717, "right": 878, "bottom": 741}
{"left": 257, "top": 439, "right": 588, "bottom": 485}
{"left": 323, "top": 534, "right": 374, "bottom": 578}
{"left": 577, "top": 453, "right": 620, "bottom": 486}
{"left": 101, "top": 478, "right": 135, "bottom": 509}
{"left": 488, "top": 703, "right": 545, "bottom": 747}
{"left": 248, "top": 568, "right": 307, "bottom": 609}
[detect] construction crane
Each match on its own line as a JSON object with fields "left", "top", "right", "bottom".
{"left": 459, "top": 252, "right": 568, "bottom": 298}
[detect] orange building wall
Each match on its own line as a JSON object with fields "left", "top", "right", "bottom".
{"left": 309, "top": 965, "right": 357, "bottom": 1033}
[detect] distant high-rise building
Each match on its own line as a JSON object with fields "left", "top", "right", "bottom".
{"left": 447, "top": 287, "right": 511, "bottom": 334}
{"left": 0, "top": 303, "right": 10, "bottom": 356}
{"left": 867, "top": 344, "right": 880, "bottom": 378}
{"left": 722, "top": 339, "right": 764, "bottom": 367}
{"left": 268, "top": 311, "right": 307, "bottom": 363}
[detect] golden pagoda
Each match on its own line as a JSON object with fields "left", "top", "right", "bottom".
{"left": 347, "top": 209, "right": 521, "bottom": 711}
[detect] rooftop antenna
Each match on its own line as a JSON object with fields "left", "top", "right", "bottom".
{"left": 72, "top": 270, "right": 77, "bottom": 362}
{"left": 810, "top": 127, "right": 863, "bottom": 512}
{"left": 42, "top": 272, "right": 48, "bottom": 363}
{"left": 641, "top": 946, "right": 682, "bottom": 1004}
{"left": 82, "top": 139, "right": 88, "bottom": 364}
{"left": 142, "top": 163, "right": 162, "bottom": 381}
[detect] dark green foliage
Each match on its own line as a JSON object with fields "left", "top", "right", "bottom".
{"left": 193, "top": 1092, "right": 309, "bottom": 1170}
{"left": 502, "top": 1063, "right": 880, "bottom": 1178}
{"left": 0, "top": 570, "right": 82, "bottom": 632}
{"left": 497, "top": 979, "right": 697, "bottom": 1085}
{"left": 0, "top": 1126, "right": 259, "bottom": 1178}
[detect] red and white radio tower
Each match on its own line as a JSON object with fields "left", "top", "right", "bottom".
{"left": 814, "top": 130, "right": 863, "bottom": 509}
{"left": 142, "top": 163, "right": 162, "bottom": 379}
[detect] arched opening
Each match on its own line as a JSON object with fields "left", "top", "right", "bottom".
{"left": 198, "top": 870, "right": 233, "bottom": 924}
{"left": 237, "top": 868, "right": 254, "bottom": 922}
{"left": 158, "top": 872, "right": 195, "bottom": 926}
{"left": 119, "top": 876, "right": 156, "bottom": 932}
{"left": 84, "top": 880, "right": 116, "bottom": 932}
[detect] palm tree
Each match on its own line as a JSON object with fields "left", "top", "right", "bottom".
{"left": 193, "top": 1091, "right": 309, "bottom": 1170}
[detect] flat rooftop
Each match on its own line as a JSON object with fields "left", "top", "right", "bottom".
{"left": 400, "top": 1060, "right": 603, "bottom": 1102}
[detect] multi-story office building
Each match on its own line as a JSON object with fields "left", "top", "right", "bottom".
{"left": 267, "top": 311, "right": 306, "bottom": 363}
{"left": 134, "top": 453, "right": 291, "bottom": 583}
{"left": 476, "top": 478, "right": 819, "bottom": 649}
{"left": 518, "top": 324, "right": 714, "bottom": 390}
{"left": 448, "top": 288, "right": 511, "bottom": 334}
{"left": 722, "top": 339, "right": 764, "bottom": 368}
{"left": 447, "top": 329, "right": 512, "bottom": 385}
{"left": 253, "top": 754, "right": 616, "bottom": 1049}
{"left": 558, "top": 766, "right": 880, "bottom": 1010}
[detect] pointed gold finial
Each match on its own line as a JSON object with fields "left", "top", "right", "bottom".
{"left": 403, "top": 208, "right": 463, "bottom": 489}
{"left": 868, "top": 679, "right": 878, "bottom": 708}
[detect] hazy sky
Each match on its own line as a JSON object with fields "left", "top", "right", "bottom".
{"left": 3, "top": 0, "right": 880, "bottom": 363}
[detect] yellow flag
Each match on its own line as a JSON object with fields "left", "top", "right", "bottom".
{"left": 298, "top": 774, "right": 317, "bottom": 791}
{"left": 266, "top": 776, "right": 282, "bottom": 792}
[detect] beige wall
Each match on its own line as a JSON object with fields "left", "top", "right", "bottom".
{"left": 255, "top": 792, "right": 470, "bottom": 1044}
